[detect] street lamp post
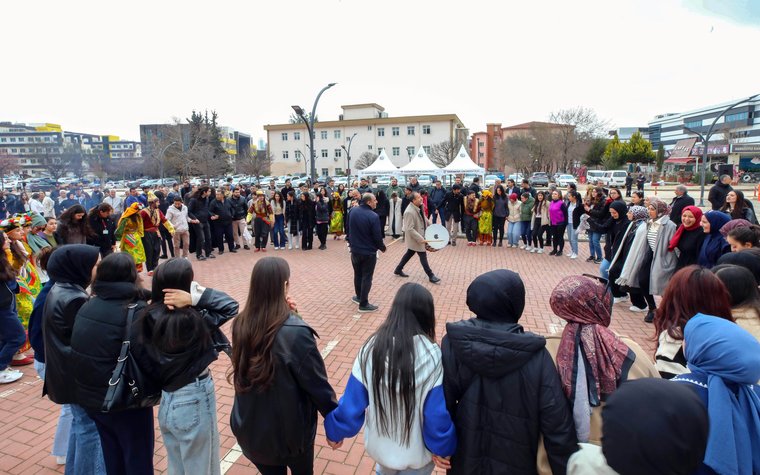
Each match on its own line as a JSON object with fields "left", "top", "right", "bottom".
{"left": 292, "top": 83, "right": 337, "bottom": 181}
{"left": 158, "top": 141, "right": 178, "bottom": 184}
{"left": 341, "top": 132, "right": 357, "bottom": 188}
{"left": 683, "top": 94, "right": 758, "bottom": 207}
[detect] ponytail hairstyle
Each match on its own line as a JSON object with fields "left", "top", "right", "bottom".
{"left": 727, "top": 224, "right": 760, "bottom": 248}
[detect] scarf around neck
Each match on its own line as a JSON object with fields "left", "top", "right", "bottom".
{"left": 668, "top": 205, "right": 703, "bottom": 252}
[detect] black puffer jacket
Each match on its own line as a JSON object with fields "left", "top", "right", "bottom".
{"left": 231, "top": 315, "right": 337, "bottom": 466}
{"left": 442, "top": 319, "right": 577, "bottom": 475}
{"left": 229, "top": 196, "right": 248, "bottom": 220}
{"left": 41, "top": 245, "right": 101, "bottom": 404}
{"left": 209, "top": 198, "right": 234, "bottom": 224}
{"left": 69, "top": 280, "right": 151, "bottom": 410}
{"left": 131, "top": 284, "right": 238, "bottom": 392}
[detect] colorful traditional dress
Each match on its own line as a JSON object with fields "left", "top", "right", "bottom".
{"left": 116, "top": 203, "right": 146, "bottom": 272}
{"left": 478, "top": 191, "right": 494, "bottom": 245}
{"left": 8, "top": 240, "right": 41, "bottom": 353}
{"left": 329, "top": 194, "right": 344, "bottom": 236}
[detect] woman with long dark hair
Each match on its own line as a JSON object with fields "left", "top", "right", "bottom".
{"left": 530, "top": 191, "right": 548, "bottom": 253}
{"left": 299, "top": 192, "right": 315, "bottom": 250}
{"left": 720, "top": 190, "right": 757, "bottom": 224}
{"left": 325, "top": 283, "right": 456, "bottom": 474}
{"left": 548, "top": 189, "right": 568, "bottom": 257}
{"left": 712, "top": 264, "right": 760, "bottom": 343}
{"left": 0, "top": 232, "right": 23, "bottom": 384}
{"left": 87, "top": 203, "right": 116, "bottom": 257}
{"left": 56, "top": 204, "right": 92, "bottom": 245}
{"left": 270, "top": 191, "right": 287, "bottom": 250}
{"left": 584, "top": 187, "right": 609, "bottom": 264}
{"left": 653, "top": 265, "right": 733, "bottom": 379}
{"left": 284, "top": 191, "right": 300, "bottom": 250}
{"left": 71, "top": 252, "right": 157, "bottom": 475}
{"left": 492, "top": 185, "right": 507, "bottom": 247}
{"left": 133, "top": 257, "right": 238, "bottom": 475}
{"left": 314, "top": 189, "right": 330, "bottom": 250}
{"left": 230, "top": 257, "right": 336, "bottom": 475}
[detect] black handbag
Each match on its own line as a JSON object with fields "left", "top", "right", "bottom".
{"left": 101, "top": 303, "right": 161, "bottom": 412}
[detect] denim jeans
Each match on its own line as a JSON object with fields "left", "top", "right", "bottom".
{"left": 34, "top": 360, "right": 72, "bottom": 458}
{"left": 0, "top": 308, "right": 25, "bottom": 370}
{"left": 272, "top": 214, "right": 286, "bottom": 248}
{"left": 376, "top": 462, "right": 435, "bottom": 475}
{"left": 66, "top": 405, "right": 106, "bottom": 475}
{"left": 507, "top": 221, "right": 521, "bottom": 245}
{"left": 599, "top": 258, "right": 611, "bottom": 280}
{"left": 520, "top": 221, "right": 532, "bottom": 245}
{"left": 159, "top": 375, "right": 221, "bottom": 475}
{"left": 566, "top": 222, "right": 579, "bottom": 254}
{"left": 589, "top": 232, "right": 603, "bottom": 260}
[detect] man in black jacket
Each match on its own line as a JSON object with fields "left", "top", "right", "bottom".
{"left": 625, "top": 172, "right": 634, "bottom": 197}
{"left": 669, "top": 185, "right": 695, "bottom": 226}
{"left": 442, "top": 184, "right": 465, "bottom": 246}
{"left": 229, "top": 188, "right": 249, "bottom": 250}
{"left": 347, "top": 193, "right": 386, "bottom": 312}
{"left": 209, "top": 191, "right": 236, "bottom": 254}
{"left": 442, "top": 270, "right": 578, "bottom": 474}
{"left": 428, "top": 180, "right": 446, "bottom": 224}
{"left": 708, "top": 175, "right": 733, "bottom": 210}
{"left": 188, "top": 186, "right": 214, "bottom": 260}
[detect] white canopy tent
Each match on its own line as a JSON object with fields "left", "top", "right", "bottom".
{"left": 399, "top": 148, "right": 442, "bottom": 176}
{"left": 357, "top": 150, "right": 399, "bottom": 177}
{"left": 443, "top": 145, "right": 486, "bottom": 175}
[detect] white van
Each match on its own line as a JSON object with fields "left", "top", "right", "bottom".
{"left": 586, "top": 170, "right": 606, "bottom": 184}
{"left": 602, "top": 170, "right": 628, "bottom": 186}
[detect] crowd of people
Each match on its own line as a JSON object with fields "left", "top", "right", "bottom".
{"left": 0, "top": 173, "right": 758, "bottom": 474}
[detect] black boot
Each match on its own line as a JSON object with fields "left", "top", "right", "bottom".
{"left": 644, "top": 310, "right": 655, "bottom": 323}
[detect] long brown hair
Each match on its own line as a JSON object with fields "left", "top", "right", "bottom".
{"left": 228, "top": 257, "right": 291, "bottom": 393}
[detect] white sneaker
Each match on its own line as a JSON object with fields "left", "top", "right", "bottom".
{"left": 629, "top": 305, "right": 648, "bottom": 313}
{"left": 519, "top": 244, "right": 525, "bottom": 249}
{"left": 288, "top": 245, "right": 293, "bottom": 250}
{"left": 565, "top": 252, "right": 572, "bottom": 256}
{"left": 537, "top": 248, "right": 544, "bottom": 254}
{"left": 570, "top": 253, "right": 578, "bottom": 259}
{"left": 613, "top": 296, "right": 630, "bottom": 304}
{"left": 0, "top": 368, "right": 23, "bottom": 384}
{"left": 529, "top": 247, "right": 536, "bottom": 253}
{"left": 55, "top": 456, "right": 66, "bottom": 465}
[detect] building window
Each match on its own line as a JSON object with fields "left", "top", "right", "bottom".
{"left": 295, "top": 150, "right": 302, "bottom": 159}
{"left": 367, "top": 125, "right": 373, "bottom": 131}
{"left": 407, "top": 146, "right": 415, "bottom": 157}
{"left": 377, "top": 127, "right": 385, "bottom": 137}
{"left": 11, "top": 148, "right": 17, "bottom": 153}
{"left": 684, "top": 119, "right": 702, "bottom": 129}
{"left": 423, "top": 146, "right": 431, "bottom": 154}
{"left": 478, "top": 141, "right": 485, "bottom": 147}
{"left": 478, "top": 152, "right": 484, "bottom": 158}
{"left": 294, "top": 131, "right": 301, "bottom": 140}
{"left": 321, "top": 168, "right": 329, "bottom": 176}
{"left": 392, "top": 147, "right": 400, "bottom": 156}
{"left": 321, "top": 131, "right": 328, "bottom": 140}
{"left": 281, "top": 132, "right": 288, "bottom": 141}
{"left": 422, "top": 125, "right": 431, "bottom": 135}
{"left": 392, "top": 127, "right": 400, "bottom": 136}
{"left": 282, "top": 151, "right": 289, "bottom": 159}
{"left": 0, "top": 138, "right": 5, "bottom": 142}
{"left": 334, "top": 148, "right": 342, "bottom": 158}
{"left": 334, "top": 130, "right": 341, "bottom": 139}
{"left": 368, "top": 145, "right": 373, "bottom": 150}
{"left": 730, "top": 131, "right": 751, "bottom": 140}
{"left": 725, "top": 112, "right": 749, "bottom": 123}
{"left": 407, "top": 126, "right": 415, "bottom": 135}
{"left": 335, "top": 168, "right": 343, "bottom": 175}
{"left": 10, "top": 138, "right": 16, "bottom": 142}
{"left": 321, "top": 149, "right": 328, "bottom": 158}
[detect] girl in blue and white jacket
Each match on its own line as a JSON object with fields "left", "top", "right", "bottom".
{"left": 325, "top": 283, "right": 456, "bottom": 475}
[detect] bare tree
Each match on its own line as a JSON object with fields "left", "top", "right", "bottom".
{"left": 238, "top": 149, "right": 274, "bottom": 182}
{"left": 429, "top": 139, "right": 464, "bottom": 168}
{"left": 0, "top": 151, "right": 18, "bottom": 189}
{"left": 354, "top": 152, "right": 378, "bottom": 170}
{"left": 500, "top": 129, "right": 554, "bottom": 175}
{"left": 549, "top": 107, "right": 610, "bottom": 173}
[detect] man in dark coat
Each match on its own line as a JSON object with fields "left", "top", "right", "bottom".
{"left": 442, "top": 184, "right": 465, "bottom": 246}
{"left": 707, "top": 174, "right": 733, "bottom": 210}
{"left": 428, "top": 180, "right": 447, "bottom": 224}
{"left": 669, "top": 184, "right": 695, "bottom": 226}
{"left": 442, "top": 270, "right": 578, "bottom": 474}
{"left": 624, "top": 172, "right": 633, "bottom": 197}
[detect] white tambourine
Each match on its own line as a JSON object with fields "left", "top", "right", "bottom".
{"left": 424, "top": 224, "right": 449, "bottom": 251}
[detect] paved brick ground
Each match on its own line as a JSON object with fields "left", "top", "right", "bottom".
{"left": 0, "top": 235, "right": 660, "bottom": 474}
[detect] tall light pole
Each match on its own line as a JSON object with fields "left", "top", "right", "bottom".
{"left": 341, "top": 132, "right": 357, "bottom": 188}
{"left": 291, "top": 82, "right": 337, "bottom": 181}
{"left": 157, "top": 141, "right": 178, "bottom": 184}
{"left": 683, "top": 94, "right": 758, "bottom": 206}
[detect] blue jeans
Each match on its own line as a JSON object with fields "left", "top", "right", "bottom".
{"left": 589, "top": 232, "right": 603, "bottom": 260}
{"left": 507, "top": 221, "right": 521, "bottom": 245}
{"left": 430, "top": 207, "right": 443, "bottom": 224}
{"left": 599, "top": 258, "right": 611, "bottom": 280}
{"left": 66, "top": 405, "right": 106, "bottom": 475}
{"left": 159, "top": 375, "right": 221, "bottom": 475}
{"left": 376, "top": 462, "right": 435, "bottom": 475}
{"left": 520, "top": 221, "right": 532, "bottom": 245}
{"left": 34, "top": 361, "right": 72, "bottom": 458}
{"left": 272, "top": 215, "right": 286, "bottom": 248}
{"left": 567, "top": 222, "right": 578, "bottom": 254}
{"left": 0, "top": 308, "right": 25, "bottom": 370}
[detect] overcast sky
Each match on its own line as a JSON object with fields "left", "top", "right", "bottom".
{"left": 3, "top": 0, "right": 758, "bottom": 142}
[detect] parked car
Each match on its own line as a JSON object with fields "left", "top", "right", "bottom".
{"left": 586, "top": 170, "right": 606, "bottom": 184}
{"left": 507, "top": 173, "right": 524, "bottom": 183}
{"left": 484, "top": 174, "right": 500, "bottom": 187}
{"left": 601, "top": 170, "right": 628, "bottom": 187}
{"left": 28, "top": 178, "right": 58, "bottom": 192}
{"left": 555, "top": 174, "right": 578, "bottom": 187}
{"left": 529, "top": 172, "right": 550, "bottom": 187}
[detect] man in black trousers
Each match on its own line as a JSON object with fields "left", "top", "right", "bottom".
{"left": 347, "top": 193, "right": 386, "bottom": 313}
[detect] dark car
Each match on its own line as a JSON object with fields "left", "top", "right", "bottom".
{"left": 529, "top": 172, "right": 550, "bottom": 187}
{"left": 28, "top": 178, "right": 58, "bottom": 192}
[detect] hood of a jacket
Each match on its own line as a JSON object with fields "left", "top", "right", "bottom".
{"left": 445, "top": 318, "right": 546, "bottom": 378}
{"left": 47, "top": 244, "right": 100, "bottom": 287}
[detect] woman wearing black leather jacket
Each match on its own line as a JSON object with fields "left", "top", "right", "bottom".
{"left": 132, "top": 257, "right": 238, "bottom": 475}
{"left": 70, "top": 252, "right": 155, "bottom": 475}
{"left": 230, "top": 257, "right": 337, "bottom": 475}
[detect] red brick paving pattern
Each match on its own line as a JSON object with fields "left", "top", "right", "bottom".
{"left": 0, "top": 238, "right": 659, "bottom": 474}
